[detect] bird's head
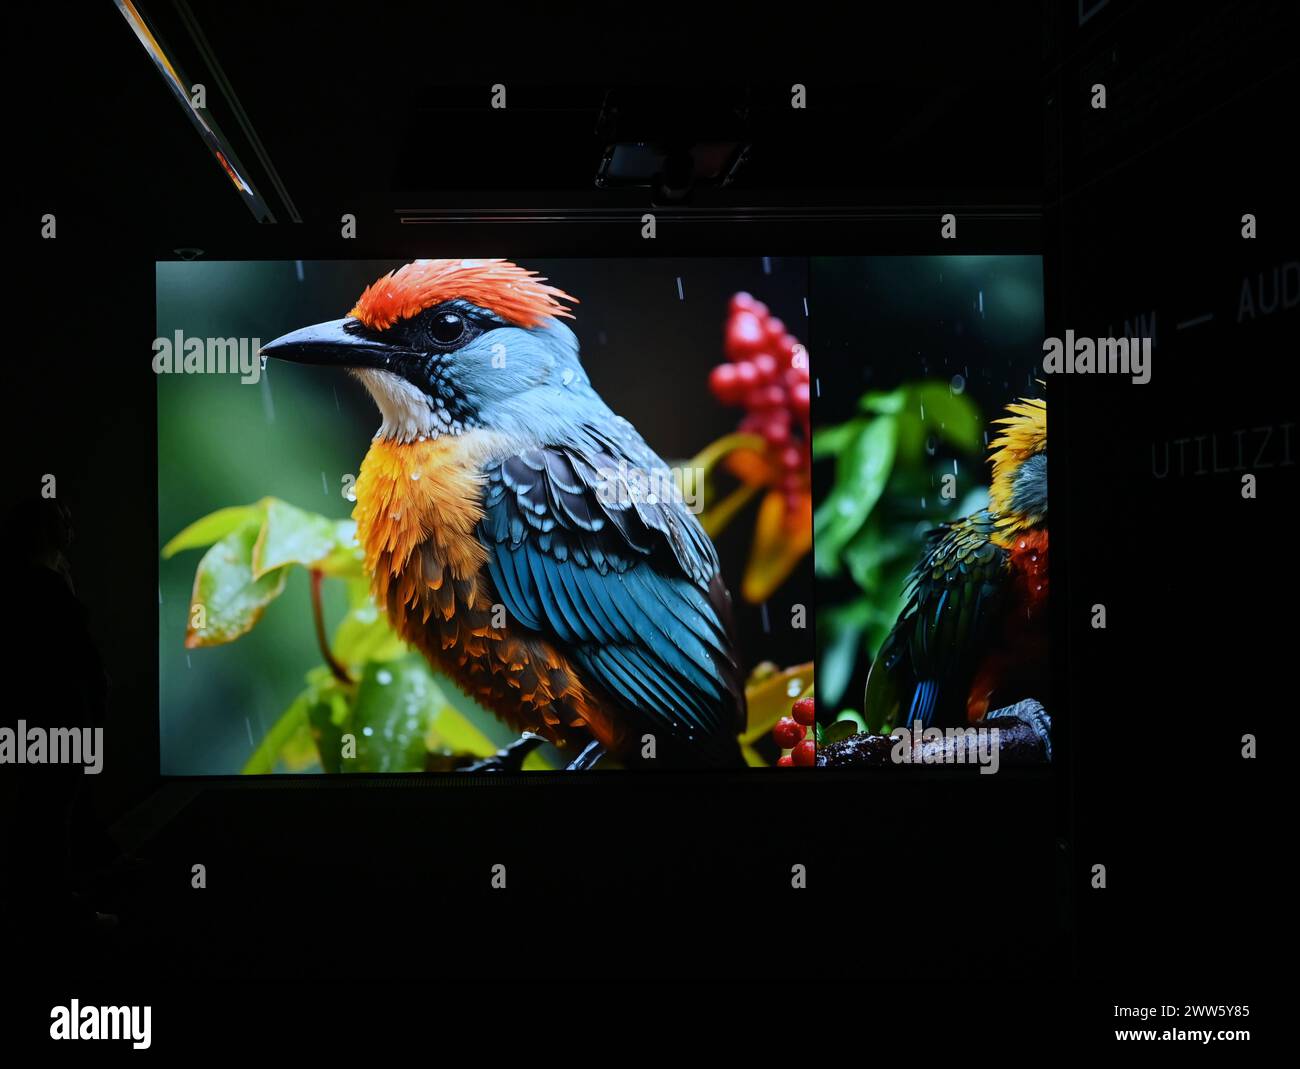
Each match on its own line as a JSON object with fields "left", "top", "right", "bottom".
{"left": 261, "top": 259, "right": 582, "bottom": 443}
{"left": 987, "top": 396, "right": 1047, "bottom": 528}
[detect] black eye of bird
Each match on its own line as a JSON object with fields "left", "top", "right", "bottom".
{"left": 429, "top": 311, "right": 466, "bottom": 345}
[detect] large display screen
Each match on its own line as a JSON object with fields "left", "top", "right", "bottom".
{"left": 156, "top": 255, "right": 1045, "bottom": 775}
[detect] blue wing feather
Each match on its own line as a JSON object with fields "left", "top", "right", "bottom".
{"left": 478, "top": 435, "right": 746, "bottom": 757}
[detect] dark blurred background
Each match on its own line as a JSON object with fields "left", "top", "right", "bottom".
{"left": 812, "top": 256, "right": 1046, "bottom": 427}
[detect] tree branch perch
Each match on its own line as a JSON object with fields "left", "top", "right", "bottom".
{"left": 816, "top": 699, "right": 1052, "bottom": 767}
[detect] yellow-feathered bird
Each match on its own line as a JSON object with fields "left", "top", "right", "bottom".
{"left": 865, "top": 397, "right": 1048, "bottom": 730}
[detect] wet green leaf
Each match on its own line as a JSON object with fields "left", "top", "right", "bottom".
{"left": 185, "top": 518, "right": 289, "bottom": 647}
{"left": 314, "top": 519, "right": 366, "bottom": 579}
{"left": 817, "top": 602, "right": 871, "bottom": 709}
{"left": 895, "top": 381, "right": 982, "bottom": 463}
{"left": 332, "top": 592, "right": 409, "bottom": 668}
{"left": 162, "top": 504, "right": 263, "bottom": 559}
{"left": 835, "top": 710, "right": 867, "bottom": 734}
{"left": 243, "top": 690, "right": 313, "bottom": 774}
{"left": 812, "top": 418, "right": 866, "bottom": 461}
{"left": 843, "top": 520, "right": 910, "bottom": 593}
{"left": 428, "top": 704, "right": 499, "bottom": 761}
{"left": 309, "top": 692, "right": 348, "bottom": 774}
{"left": 253, "top": 498, "right": 339, "bottom": 578}
{"left": 858, "top": 388, "right": 906, "bottom": 416}
{"left": 349, "top": 657, "right": 442, "bottom": 772}
{"left": 822, "top": 720, "right": 858, "bottom": 744}
{"left": 813, "top": 416, "right": 898, "bottom": 571}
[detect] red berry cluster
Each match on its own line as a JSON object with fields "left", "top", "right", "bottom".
{"left": 775, "top": 696, "right": 816, "bottom": 767}
{"left": 709, "top": 293, "right": 811, "bottom": 517}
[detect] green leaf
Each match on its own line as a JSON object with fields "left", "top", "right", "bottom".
{"left": 813, "top": 416, "right": 898, "bottom": 572}
{"left": 428, "top": 704, "right": 500, "bottom": 761}
{"left": 351, "top": 657, "right": 444, "bottom": 772}
{"left": 309, "top": 691, "right": 349, "bottom": 774}
{"left": 315, "top": 520, "right": 366, "bottom": 578}
{"left": 858, "top": 388, "right": 906, "bottom": 416}
{"left": 822, "top": 720, "right": 858, "bottom": 744}
{"left": 865, "top": 559, "right": 915, "bottom": 661}
{"left": 332, "top": 593, "right": 409, "bottom": 668}
{"left": 429, "top": 669, "right": 524, "bottom": 752}
{"left": 186, "top": 518, "right": 289, "bottom": 647}
{"left": 327, "top": 595, "right": 499, "bottom": 759}
{"left": 243, "top": 690, "right": 313, "bottom": 774}
{"left": 275, "top": 717, "right": 321, "bottom": 772}
{"left": 817, "top": 603, "right": 870, "bottom": 709}
{"left": 835, "top": 710, "right": 867, "bottom": 734}
{"left": 911, "top": 382, "right": 982, "bottom": 452}
{"left": 895, "top": 381, "right": 983, "bottom": 463}
{"left": 811, "top": 418, "right": 865, "bottom": 461}
{"left": 253, "top": 498, "right": 340, "bottom": 578}
{"left": 842, "top": 520, "right": 910, "bottom": 593}
{"left": 162, "top": 504, "right": 263, "bottom": 559}
{"left": 244, "top": 665, "right": 356, "bottom": 774}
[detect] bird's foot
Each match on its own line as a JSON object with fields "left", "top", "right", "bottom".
{"left": 564, "top": 738, "right": 605, "bottom": 771}
{"left": 986, "top": 699, "right": 1052, "bottom": 762}
{"left": 460, "top": 732, "right": 546, "bottom": 773}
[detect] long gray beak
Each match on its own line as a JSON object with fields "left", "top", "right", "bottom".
{"left": 260, "top": 317, "right": 402, "bottom": 370}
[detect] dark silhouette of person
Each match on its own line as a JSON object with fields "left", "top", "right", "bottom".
{"left": 1, "top": 495, "right": 114, "bottom": 937}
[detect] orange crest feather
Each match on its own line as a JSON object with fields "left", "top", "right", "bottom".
{"left": 349, "top": 258, "right": 577, "bottom": 331}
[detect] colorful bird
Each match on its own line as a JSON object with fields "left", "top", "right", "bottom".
{"left": 864, "top": 397, "right": 1048, "bottom": 731}
{"left": 261, "top": 259, "right": 747, "bottom": 769}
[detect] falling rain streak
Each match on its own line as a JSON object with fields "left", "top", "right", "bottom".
{"left": 261, "top": 365, "right": 275, "bottom": 423}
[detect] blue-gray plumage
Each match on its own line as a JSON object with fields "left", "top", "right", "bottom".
{"left": 261, "top": 260, "right": 748, "bottom": 768}
{"left": 478, "top": 324, "right": 746, "bottom": 763}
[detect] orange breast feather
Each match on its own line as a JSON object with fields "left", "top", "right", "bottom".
{"left": 353, "top": 435, "right": 616, "bottom": 752}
